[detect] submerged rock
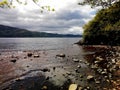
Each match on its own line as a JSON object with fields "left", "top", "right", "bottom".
{"left": 69, "top": 84, "right": 78, "bottom": 90}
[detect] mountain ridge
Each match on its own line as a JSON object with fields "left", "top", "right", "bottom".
{"left": 0, "top": 25, "right": 82, "bottom": 37}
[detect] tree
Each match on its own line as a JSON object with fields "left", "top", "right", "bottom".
{"left": 82, "top": 1, "right": 120, "bottom": 45}
{"left": 78, "top": 0, "right": 120, "bottom": 8}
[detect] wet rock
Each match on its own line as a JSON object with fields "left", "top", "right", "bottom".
{"left": 87, "top": 75, "right": 94, "bottom": 81}
{"left": 34, "top": 54, "right": 40, "bottom": 58}
{"left": 73, "top": 59, "right": 79, "bottom": 62}
{"left": 10, "top": 59, "right": 17, "bottom": 63}
{"left": 56, "top": 53, "right": 66, "bottom": 57}
{"left": 69, "top": 84, "right": 78, "bottom": 90}
{"left": 27, "top": 53, "right": 33, "bottom": 57}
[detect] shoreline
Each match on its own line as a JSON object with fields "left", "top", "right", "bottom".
{"left": 0, "top": 45, "right": 120, "bottom": 90}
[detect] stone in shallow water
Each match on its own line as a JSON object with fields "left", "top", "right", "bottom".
{"left": 27, "top": 53, "right": 33, "bottom": 57}
{"left": 69, "top": 84, "right": 78, "bottom": 90}
{"left": 41, "top": 68, "right": 50, "bottom": 72}
{"left": 73, "top": 59, "right": 79, "bottom": 62}
{"left": 56, "top": 53, "right": 66, "bottom": 57}
{"left": 34, "top": 54, "right": 40, "bottom": 58}
{"left": 10, "top": 59, "right": 17, "bottom": 63}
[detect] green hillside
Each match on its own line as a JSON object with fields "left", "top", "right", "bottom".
{"left": 82, "top": 1, "right": 120, "bottom": 45}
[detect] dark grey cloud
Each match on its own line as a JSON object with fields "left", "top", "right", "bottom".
{"left": 0, "top": 2, "right": 96, "bottom": 34}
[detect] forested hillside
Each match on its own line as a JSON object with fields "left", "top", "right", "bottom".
{"left": 82, "top": 1, "right": 120, "bottom": 45}
{"left": 0, "top": 25, "right": 81, "bottom": 37}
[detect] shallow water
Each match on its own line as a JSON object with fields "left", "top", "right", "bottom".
{"left": 0, "top": 38, "right": 81, "bottom": 50}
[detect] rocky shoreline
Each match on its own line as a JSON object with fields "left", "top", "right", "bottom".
{"left": 0, "top": 45, "right": 120, "bottom": 90}
{"left": 83, "top": 46, "right": 120, "bottom": 90}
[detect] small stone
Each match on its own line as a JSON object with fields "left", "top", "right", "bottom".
{"left": 77, "top": 65, "right": 81, "bottom": 68}
{"left": 112, "top": 59, "right": 116, "bottom": 64}
{"left": 95, "top": 80, "right": 100, "bottom": 84}
{"left": 79, "top": 74, "right": 83, "bottom": 78}
{"left": 56, "top": 53, "right": 65, "bottom": 57}
{"left": 73, "top": 59, "right": 79, "bottom": 62}
{"left": 10, "top": 59, "right": 16, "bottom": 63}
{"left": 91, "top": 64, "right": 98, "bottom": 69}
{"left": 86, "top": 86, "right": 90, "bottom": 90}
{"left": 53, "top": 67, "right": 56, "bottom": 71}
{"left": 75, "top": 69, "right": 79, "bottom": 73}
{"left": 42, "top": 86, "right": 47, "bottom": 90}
{"left": 78, "top": 87, "right": 83, "bottom": 90}
{"left": 34, "top": 54, "right": 39, "bottom": 58}
{"left": 69, "top": 84, "right": 78, "bottom": 90}
{"left": 101, "top": 71, "right": 107, "bottom": 75}
{"left": 79, "top": 60, "right": 82, "bottom": 62}
{"left": 94, "top": 61, "right": 99, "bottom": 64}
{"left": 27, "top": 53, "right": 33, "bottom": 57}
{"left": 15, "top": 78, "right": 21, "bottom": 82}
{"left": 87, "top": 75, "right": 94, "bottom": 81}
{"left": 66, "top": 71, "right": 71, "bottom": 75}
{"left": 46, "top": 76, "right": 49, "bottom": 80}
{"left": 41, "top": 68, "right": 50, "bottom": 72}
{"left": 96, "top": 57, "right": 104, "bottom": 61}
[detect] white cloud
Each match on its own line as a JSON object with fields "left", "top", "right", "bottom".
{"left": 0, "top": 0, "right": 97, "bottom": 34}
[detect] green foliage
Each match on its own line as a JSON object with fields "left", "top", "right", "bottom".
{"left": 78, "top": 0, "right": 120, "bottom": 8}
{"left": 83, "top": 1, "right": 120, "bottom": 45}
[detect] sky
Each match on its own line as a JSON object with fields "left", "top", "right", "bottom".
{"left": 0, "top": 0, "right": 98, "bottom": 35}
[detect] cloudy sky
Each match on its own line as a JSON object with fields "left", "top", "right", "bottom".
{"left": 0, "top": 0, "right": 98, "bottom": 34}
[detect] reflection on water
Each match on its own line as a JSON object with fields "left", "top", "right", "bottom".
{"left": 0, "top": 38, "right": 81, "bottom": 50}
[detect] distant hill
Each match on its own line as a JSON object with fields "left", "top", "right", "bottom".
{"left": 0, "top": 25, "right": 82, "bottom": 37}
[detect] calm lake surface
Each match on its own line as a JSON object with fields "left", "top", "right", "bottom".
{"left": 0, "top": 38, "right": 81, "bottom": 50}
